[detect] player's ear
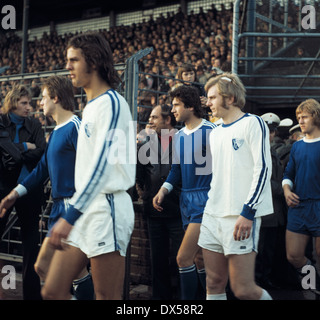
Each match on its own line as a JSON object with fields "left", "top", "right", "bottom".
{"left": 225, "top": 95, "right": 234, "bottom": 107}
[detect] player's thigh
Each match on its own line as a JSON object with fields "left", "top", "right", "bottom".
{"left": 90, "top": 251, "right": 125, "bottom": 300}
{"left": 228, "top": 251, "right": 257, "bottom": 291}
{"left": 177, "top": 223, "right": 202, "bottom": 267}
{"left": 43, "top": 245, "right": 88, "bottom": 299}
{"left": 202, "top": 248, "right": 228, "bottom": 290}
{"left": 286, "top": 229, "right": 310, "bottom": 258}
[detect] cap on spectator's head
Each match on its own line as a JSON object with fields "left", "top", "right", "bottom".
{"left": 261, "top": 112, "right": 280, "bottom": 126}
{"left": 279, "top": 118, "right": 293, "bottom": 127}
{"left": 289, "top": 124, "right": 301, "bottom": 134}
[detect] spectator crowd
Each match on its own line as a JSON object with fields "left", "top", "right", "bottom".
{"left": 0, "top": 0, "right": 315, "bottom": 110}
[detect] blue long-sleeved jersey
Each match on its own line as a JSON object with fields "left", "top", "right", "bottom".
{"left": 283, "top": 137, "right": 320, "bottom": 201}
{"left": 165, "top": 119, "right": 216, "bottom": 191}
{"left": 20, "top": 115, "right": 80, "bottom": 199}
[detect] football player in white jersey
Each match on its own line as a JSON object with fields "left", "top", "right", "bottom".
{"left": 42, "top": 32, "right": 135, "bottom": 300}
{"left": 198, "top": 73, "right": 273, "bottom": 300}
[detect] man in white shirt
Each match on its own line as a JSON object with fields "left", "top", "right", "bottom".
{"left": 198, "top": 73, "right": 273, "bottom": 300}
{"left": 41, "top": 32, "right": 135, "bottom": 300}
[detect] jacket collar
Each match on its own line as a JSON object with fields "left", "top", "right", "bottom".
{"left": 1, "top": 113, "right": 33, "bottom": 133}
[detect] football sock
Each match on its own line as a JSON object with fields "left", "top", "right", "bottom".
{"left": 207, "top": 293, "right": 227, "bottom": 300}
{"left": 72, "top": 273, "right": 94, "bottom": 300}
{"left": 179, "top": 264, "right": 198, "bottom": 300}
{"left": 259, "top": 289, "right": 272, "bottom": 300}
{"left": 197, "top": 268, "right": 206, "bottom": 291}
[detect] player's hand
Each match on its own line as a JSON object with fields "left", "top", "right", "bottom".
{"left": 0, "top": 190, "right": 19, "bottom": 218}
{"left": 49, "top": 218, "right": 73, "bottom": 250}
{"left": 25, "top": 142, "right": 36, "bottom": 150}
{"left": 152, "top": 187, "right": 168, "bottom": 212}
{"left": 284, "top": 189, "right": 300, "bottom": 207}
{"left": 233, "top": 215, "right": 253, "bottom": 241}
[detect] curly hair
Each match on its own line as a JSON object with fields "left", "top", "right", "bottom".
{"left": 169, "top": 85, "right": 203, "bottom": 118}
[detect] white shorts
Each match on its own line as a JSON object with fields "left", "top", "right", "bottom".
{"left": 198, "top": 213, "right": 261, "bottom": 256}
{"left": 66, "top": 191, "right": 134, "bottom": 258}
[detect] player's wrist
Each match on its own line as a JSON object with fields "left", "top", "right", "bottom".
{"left": 240, "top": 204, "right": 256, "bottom": 221}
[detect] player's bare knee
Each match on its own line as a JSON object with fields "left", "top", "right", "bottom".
{"left": 176, "top": 253, "right": 192, "bottom": 268}
{"left": 34, "top": 263, "right": 46, "bottom": 281}
{"left": 206, "top": 273, "right": 226, "bottom": 293}
{"left": 286, "top": 252, "right": 303, "bottom": 268}
{"left": 231, "top": 284, "right": 251, "bottom": 300}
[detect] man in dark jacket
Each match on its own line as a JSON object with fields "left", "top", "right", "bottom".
{"left": 0, "top": 85, "right": 46, "bottom": 299}
{"left": 256, "top": 114, "right": 288, "bottom": 289}
{"left": 136, "top": 104, "right": 184, "bottom": 300}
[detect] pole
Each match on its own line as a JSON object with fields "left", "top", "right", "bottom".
{"left": 21, "top": 0, "right": 29, "bottom": 74}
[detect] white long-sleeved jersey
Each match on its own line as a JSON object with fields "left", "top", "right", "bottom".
{"left": 65, "top": 89, "right": 136, "bottom": 225}
{"left": 204, "top": 113, "right": 273, "bottom": 220}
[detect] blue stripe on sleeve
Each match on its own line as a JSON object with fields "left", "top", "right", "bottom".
{"left": 246, "top": 116, "right": 268, "bottom": 209}
{"left": 75, "top": 90, "right": 120, "bottom": 212}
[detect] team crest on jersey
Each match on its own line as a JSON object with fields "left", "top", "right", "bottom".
{"left": 232, "top": 138, "right": 244, "bottom": 150}
{"left": 84, "top": 122, "right": 94, "bottom": 138}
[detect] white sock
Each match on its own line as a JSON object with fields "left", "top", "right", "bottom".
{"left": 206, "top": 293, "right": 227, "bottom": 300}
{"left": 259, "top": 289, "right": 272, "bottom": 300}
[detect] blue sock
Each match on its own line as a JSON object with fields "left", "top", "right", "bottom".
{"left": 179, "top": 264, "right": 198, "bottom": 300}
{"left": 197, "top": 268, "right": 206, "bottom": 291}
{"left": 73, "top": 273, "right": 95, "bottom": 300}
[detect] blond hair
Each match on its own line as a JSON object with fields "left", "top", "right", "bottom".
{"left": 205, "top": 73, "right": 246, "bottom": 109}
{"left": 296, "top": 99, "right": 320, "bottom": 127}
{"left": 2, "top": 85, "right": 31, "bottom": 114}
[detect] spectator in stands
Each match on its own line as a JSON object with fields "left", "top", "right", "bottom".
{"left": 173, "top": 63, "right": 206, "bottom": 106}
{"left": 137, "top": 104, "right": 184, "bottom": 300}
{"left": 0, "top": 85, "right": 46, "bottom": 300}
{"left": 277, "top": 124, "right": 305, "bottom": 169}
{"left": 295, "top": 46, "right": 310, "bottom": 66}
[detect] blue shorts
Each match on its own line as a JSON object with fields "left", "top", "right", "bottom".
{"left": 287, "top": 200, "right": 320, "bottom": 237}
{"left": 47, "top": 198, "right": 70, "bottom": 235}
{"left": 179, "top": 188, "right": 209, "bottom": 229}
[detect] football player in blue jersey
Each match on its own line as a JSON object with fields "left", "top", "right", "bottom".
{"left": 0, "top": 75, "right": 94, "bottom": 299}
{"left": 283, "top": 99, "right": 320, "bottom": 295}
{"left": 153, "top": 85, "right": 216, "bottom": 300}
